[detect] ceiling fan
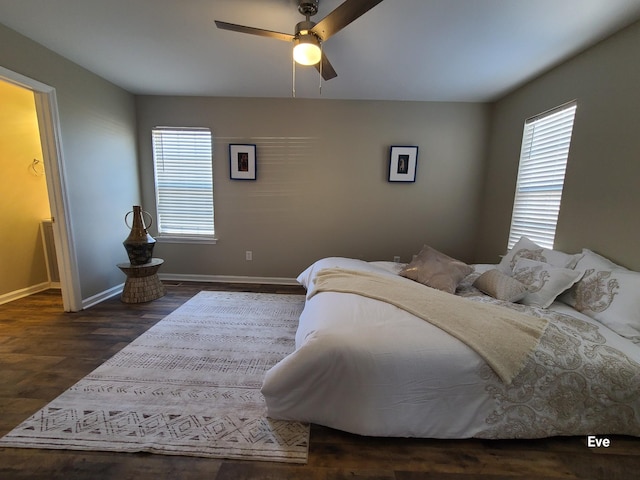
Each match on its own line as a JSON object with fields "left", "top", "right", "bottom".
{"left": 215, "top": 0, "right": 385, "bottom": 81}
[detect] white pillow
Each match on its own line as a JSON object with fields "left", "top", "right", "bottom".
{"left": 498, "top": 236, "right": 582, "bottom": 274}
{"left": 579, "top": 248, "right": 628, "bottom": 271}
{"left": 512, "top": 258, "right": 584, "bottom": 309}
{"left": 561, "top": 249, "right": 628, "bottom": 307}
{"left": 561, "top": 250, "right": 640, "bottom": 343}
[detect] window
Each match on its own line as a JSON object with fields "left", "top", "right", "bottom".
{"left": 507, "top": 101, "right": 577, "bottom": 250}
{"left": 151, "top": 127, "right": 214, "bottom": 240}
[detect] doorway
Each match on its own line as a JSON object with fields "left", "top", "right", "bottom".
{"left": 0, "top": 66, "right": 81, "bottom": 311}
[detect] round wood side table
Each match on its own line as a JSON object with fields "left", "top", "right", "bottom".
{"left": 117, "top": 258, "right": 166, "bottom": 303}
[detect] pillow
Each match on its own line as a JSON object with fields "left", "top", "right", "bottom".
{"left": 579, "top": 248, "right": 628, "bottom": 271}
{"left": 512, "top": 258, "right": 584, "bottom": 308}
{"left": 561, "top": 250, "right": 639, "bottom": 343}
{"left": 498, "top": 236, "right": 582, "bottom": 274}
{"left": 399, "top": 245, "right": 473, "bottom": 294}
{"left": 473, "top": 269, "right": 529, "bottom": 302}
{"left": 560, "top": 249, "right": 628, "bottom": 306}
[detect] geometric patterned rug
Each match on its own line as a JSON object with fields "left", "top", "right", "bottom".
{"left": 0, "top": 291, "right": 310, "bottom": 463}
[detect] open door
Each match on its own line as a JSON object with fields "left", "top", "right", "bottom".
{"left": 0, "top": 66, "right": 82, "bottom": 311}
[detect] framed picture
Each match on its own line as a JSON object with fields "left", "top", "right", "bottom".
{"left": 388, "top": 146, "right": 418, "bottom": 182}
{"left": 229, "top": 144, "right": 257, "bottom": 180}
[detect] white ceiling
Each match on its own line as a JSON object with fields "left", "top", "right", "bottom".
{"left": 1, "top": 0, "right": 640, "bottom": 102}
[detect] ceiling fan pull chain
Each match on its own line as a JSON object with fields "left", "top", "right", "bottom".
{"left": 319, "top": 42, "right": 323, "bottom": 95}
{"left": 292, "top": 55, "right": 296, "bottom": 98}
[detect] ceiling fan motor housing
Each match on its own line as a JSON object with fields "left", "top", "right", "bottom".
{"left": 295, "top": 20, "right": 317, "bottom": 36}
{"left": 298, "top": 0, "right": 319, "bottom": 17}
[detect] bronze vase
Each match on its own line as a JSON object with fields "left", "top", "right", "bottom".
{"left": 123, "top": 206, "right": 156, "bottom": 265}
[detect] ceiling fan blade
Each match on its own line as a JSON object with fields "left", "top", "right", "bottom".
{"left": 311, "top": 0, "right": 385, "bottom": 41}
{"left": 215, "top": 20, "right": 294, "bottom": 42}
{"left": 315, "top": 52, "right": 337, "bottom": 80}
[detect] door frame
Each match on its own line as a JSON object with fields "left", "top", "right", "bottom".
{"left": 0, "top": 66, "right": 82, "bottom": 312}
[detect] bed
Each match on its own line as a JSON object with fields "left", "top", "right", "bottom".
{"left": 261, "top": 238, "right": 640, "bottom": 439}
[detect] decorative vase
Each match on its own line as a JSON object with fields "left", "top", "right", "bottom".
{"left": 123, "top": 206, "right": 156, "bottom": 265}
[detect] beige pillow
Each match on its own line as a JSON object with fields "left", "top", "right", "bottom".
{"left": 474, "top": 269, "right": 529, "bottom": 302}
{"left": 400, "top": 245, "right": 473, "bottom": 294}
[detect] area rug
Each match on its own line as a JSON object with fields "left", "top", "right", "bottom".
{"left": 0, "top": 291, "right": 310, "bottom": 463}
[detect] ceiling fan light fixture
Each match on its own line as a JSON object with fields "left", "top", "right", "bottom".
{"left": 293, "top": 33, "right": 321, "bottom": 66}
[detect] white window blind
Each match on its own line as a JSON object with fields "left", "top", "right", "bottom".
{"left": 152, "top": 127, "right": 214, "bottom": 236}
{"left": 507, "top": 102, "right": 577, "bottom": 250}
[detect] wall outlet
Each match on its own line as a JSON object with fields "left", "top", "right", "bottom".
{"left": 245, "top": 250, "right": 252, "bottom": 261}
{"left": 393, "top": 256, "right": 401, "bottom": 263}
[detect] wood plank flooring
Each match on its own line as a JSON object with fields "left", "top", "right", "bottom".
{"left": 1, "top": 283, "right": 639, "bottom": 480}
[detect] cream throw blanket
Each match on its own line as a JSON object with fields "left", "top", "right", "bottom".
{"left": 308, "top": 268, "right": 549, "bottom": 384}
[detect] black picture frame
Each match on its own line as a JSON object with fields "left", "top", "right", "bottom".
{"left": 229, "top": 144, "right": 257, "bottom": 180}
{"left": 388, "top": 146, "right": 418, "bottom": 182}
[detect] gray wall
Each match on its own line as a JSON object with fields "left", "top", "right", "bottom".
{"left": 136, "top": 97, "right": 490, "bottom": 278}
{"left": 0, "top": 24, "right": 141, "bottom": 300}
{"left": 477, "top": 20, "right": 640, "bottom": 270}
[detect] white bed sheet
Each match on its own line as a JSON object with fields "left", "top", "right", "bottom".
{"left": 262, "top": 257, "right": 640, "bottom": 438}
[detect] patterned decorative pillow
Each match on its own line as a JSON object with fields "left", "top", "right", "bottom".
{"left": 473, "top": 269, "right": 529, "bottom": 302}
{"left": 561, "top": 250, "right": 640, "bottom": 343}
{"left": 498, "top": 236, "right": 582, "bottom": 274}
{"left": 399, "top": 244, "right": 473, "bottom": 294}
{"left": 580, "top": 248, "right": 628, "bottom": 271}
{"left": 561, "top": 249, "right": 627, "bottom": 309}
{"left": 512, "top": 258, "right": 584, "bottom": 308}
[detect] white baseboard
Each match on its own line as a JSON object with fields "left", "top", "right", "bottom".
{"left": 0, "top": 282, "right": 53, "bottom": 306}
{"left": 82, "top": 283, "right": 124, "bottom": 310}
{"left": 79, "top": 275, "right": 299, "bottom": 311}
{"left": 159, "top": 273, "right": 299, "bottom": 286}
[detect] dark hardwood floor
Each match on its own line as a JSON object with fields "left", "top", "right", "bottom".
{"left": 1, "top": 283, "right": 638, "bottom": 480}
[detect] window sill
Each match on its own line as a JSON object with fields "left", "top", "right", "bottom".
{"left": 156, "top": 235, "right": 218, "bottom": 245}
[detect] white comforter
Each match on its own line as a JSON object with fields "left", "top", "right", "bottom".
{"left": 261, "top": 257, "right": 640, "bottom": 438}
